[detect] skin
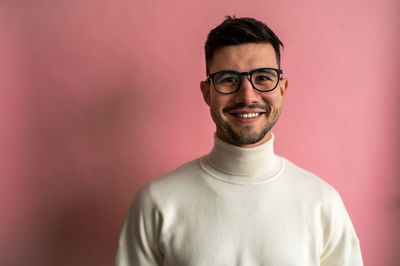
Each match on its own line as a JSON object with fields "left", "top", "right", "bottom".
{"left": 200, "top": 43, "right": 288, "bottom": 148}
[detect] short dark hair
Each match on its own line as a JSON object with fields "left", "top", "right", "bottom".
{"left": 204, "top": 16, "right": 284, "bottom": 75}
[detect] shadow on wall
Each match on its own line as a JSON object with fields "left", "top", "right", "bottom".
{"left": 392, "top": 75, "right": 400, "bottom": 266}
{"left": 13, "top": 79, "right": 145, "bottom": 266}
{"left": 395, "top": 124, "right": 400, "bottom": 266}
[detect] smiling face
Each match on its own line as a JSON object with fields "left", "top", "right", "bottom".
{"left": 200, "top": 43, "right": 288, "bottom": 148}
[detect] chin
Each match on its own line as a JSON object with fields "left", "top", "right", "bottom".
{"left": 226, "top": 127, "right": 270, "bottom": 146}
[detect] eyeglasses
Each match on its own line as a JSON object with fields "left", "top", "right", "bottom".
{"left": 208, "top": 68, "right": 283, "bottom": 94}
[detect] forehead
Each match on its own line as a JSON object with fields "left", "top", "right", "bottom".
{"left": 209, "top": 43, "right": 278, "bottom": 73}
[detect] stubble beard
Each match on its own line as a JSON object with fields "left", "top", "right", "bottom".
{"left": 210, "top": 105, "right": 282, "bottom": 146}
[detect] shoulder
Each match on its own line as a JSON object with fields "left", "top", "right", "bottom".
{"left": 280, "top": 157, "right": 345, "bottom": 207}
{"left": 281, "top": 157, "right": 357, "bottom": 235}
{"left": 133, "top": 157, "right": 205, "bottom": 209}
{"left": 149, "top": 157, "right": 204, "bottom": 190}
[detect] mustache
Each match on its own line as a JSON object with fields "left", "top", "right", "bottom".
{"left": 223, "top": 103, "right": 270, "bottom": 113}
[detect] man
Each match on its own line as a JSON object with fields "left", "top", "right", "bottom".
{"left": 115, "top": 16, "right": 363, "bottom": 265}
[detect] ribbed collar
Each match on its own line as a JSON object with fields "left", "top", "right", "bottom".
{"left": 201, "top": 133, "right": 283, "bottom": 184}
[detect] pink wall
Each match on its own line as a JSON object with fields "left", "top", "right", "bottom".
{"left": 1, "top": 0, "right": 399, "bottom": 265}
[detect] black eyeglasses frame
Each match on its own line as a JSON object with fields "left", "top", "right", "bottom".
{"left": 207, "top": 67, "right": 283, "bottom": 94}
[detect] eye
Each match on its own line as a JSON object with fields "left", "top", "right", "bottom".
{"left": 254, "top": 75, "right": 272, "bottom": 82}
{"left": 215, "top": 72, "right": 239, "bottom": 85}
{"left": 253, "top": 70, "right": 277, "bottom": 84}
{"left": 220, "top": 77, "right": 238, "bottom": 84}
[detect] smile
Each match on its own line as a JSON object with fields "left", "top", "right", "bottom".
{"left": 235, "top": 113, "right": 261, "bottom": 118}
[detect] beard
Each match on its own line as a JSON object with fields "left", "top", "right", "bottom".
{"left": 210, "top": 103, "right": 282, "bottom": 146}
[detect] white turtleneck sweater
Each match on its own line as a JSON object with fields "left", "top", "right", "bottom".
{"left": 116, "top": 135, "right": 363, "bottom": 266}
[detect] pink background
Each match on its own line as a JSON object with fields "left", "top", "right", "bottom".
{"left": 1, "top": 0, "right": 399, "bottom": 265}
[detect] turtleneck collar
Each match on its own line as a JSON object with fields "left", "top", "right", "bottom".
{"left": 201, "top": 133, "right": 283, "bottom": 184}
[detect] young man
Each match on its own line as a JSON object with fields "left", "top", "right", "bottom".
{"left": 115, "top": 16, "right": 363, "bottom": 265}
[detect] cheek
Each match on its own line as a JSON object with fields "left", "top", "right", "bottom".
{"left": 210, "top": 94, "right": 231, "bottom": 110}
{"left": 262, "top": 93, "right": 283, "bottom": 107}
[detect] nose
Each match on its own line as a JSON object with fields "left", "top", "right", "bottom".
{"left": 234, "top": 76, "right": 258, "bottom": 104}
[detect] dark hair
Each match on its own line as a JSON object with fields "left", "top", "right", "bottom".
{"left": 204, "top": 16, "right": 284, "bottom": 75}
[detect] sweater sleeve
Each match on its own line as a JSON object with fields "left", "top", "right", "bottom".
{"left": 115, "top": 186, "right": 163, "bottom": 266}
{"left": 319, "top": 190, "right": 363, "bottom": 266}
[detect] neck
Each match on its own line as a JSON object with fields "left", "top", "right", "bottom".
{"left": 202, "top": 133, "right": 282, "bottom": 184}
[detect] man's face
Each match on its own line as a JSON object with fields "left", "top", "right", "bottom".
{"left": 200, "top": 43, "right": 288, "bottom": 148}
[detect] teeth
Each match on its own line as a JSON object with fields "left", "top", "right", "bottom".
{"left": 236, "top": 113, "right": 260, "bottom": 118}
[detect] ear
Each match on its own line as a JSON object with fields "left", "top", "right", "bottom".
{"left": 279, "top": 77, "right": 288, "bottom": 100}
{"left": 200, "top": 80, "right": 211, "bottom": 106}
